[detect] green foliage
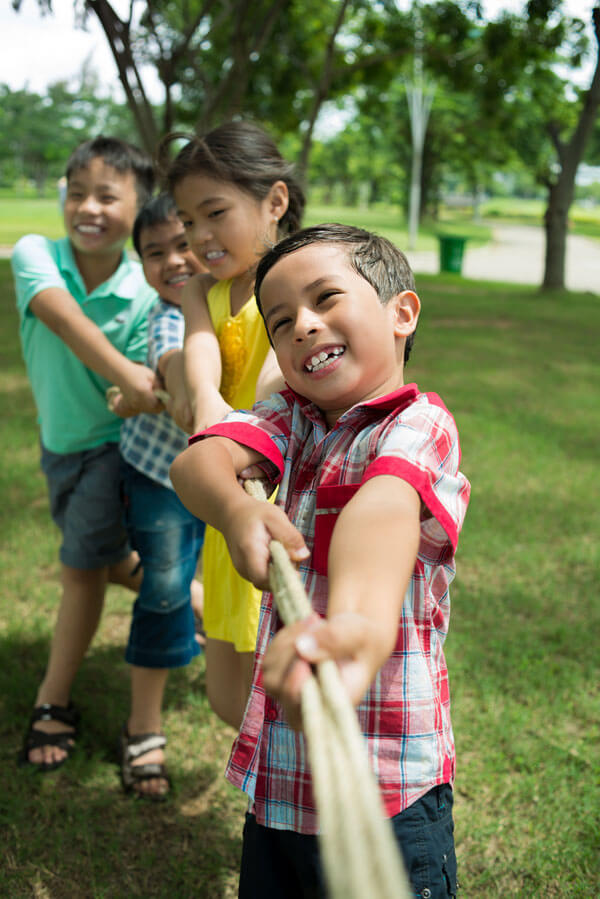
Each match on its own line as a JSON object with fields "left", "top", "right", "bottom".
{"left": 0, "top": 77, "right": 135, "bottom": 193}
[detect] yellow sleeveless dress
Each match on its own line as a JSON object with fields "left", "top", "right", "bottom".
{"left": 202, "top": 279, "right": 272, "bottom": 651}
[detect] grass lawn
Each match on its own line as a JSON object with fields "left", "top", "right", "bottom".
{"left": 0, "top": 197, "right": 492, "bottom": 252}
{"left": 1, "top": 258, "right": 598, "bottom": 897}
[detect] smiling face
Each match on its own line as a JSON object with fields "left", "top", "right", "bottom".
{"left": 63, "top": 157, "right": 139, "bottom": 260}
{"left": 260, "top": 244, "right": 420, "bottom": 427}
{"left": 138, "top": 216, "right": 204, "bottom": 305}
{"left": 173, "top": 174, "right": 285, "bottom": 285}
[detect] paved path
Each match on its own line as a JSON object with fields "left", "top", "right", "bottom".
{"left": 407, "top": 223, "right": 599, "bottom": 293}
{"left": 1, "top": 222, "right": 598, "bottom": 292}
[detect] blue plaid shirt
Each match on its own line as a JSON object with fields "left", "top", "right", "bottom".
{"left": 120, "top": 300, "right": 188, "bottom": 489}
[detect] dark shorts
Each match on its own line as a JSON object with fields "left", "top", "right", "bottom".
{"left": 41, "top": 442, "right": 130, "bottom": 570}
{"left": 239, "top": 784, "right": 458, "bottom": 899}
{"left": 121, "top": 461, "right": 205, "bottom": 669}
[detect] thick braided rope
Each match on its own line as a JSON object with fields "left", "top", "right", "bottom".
{"left": 244, "top": 479, "right": 412, "bottom": 899}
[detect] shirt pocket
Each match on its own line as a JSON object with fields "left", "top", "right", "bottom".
{"left": 312, "top": 483, "right": 361, "bottom": 576}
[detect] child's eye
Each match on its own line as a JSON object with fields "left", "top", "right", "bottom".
{"left": 271, "top": 317, "right": 292, "bottom": 335}
{"left": 208, "top": 208, "right": 226, "bottom": 219}
{"left": 177, "top": 240, "right": 191, "bottom": 251}
{"left": 317, "top": 289, "right": 339, "bottom": 304}
{"left": 101, "top": 195, "right": 117, "bottom": 203}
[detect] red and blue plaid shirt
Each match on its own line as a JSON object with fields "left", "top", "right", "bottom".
{"left": 198, "top": 382, "right": 470, "bottom": 833}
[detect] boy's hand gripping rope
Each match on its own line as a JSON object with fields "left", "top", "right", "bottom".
{"left": 244, "top": 478, "right": 412, "bottom": 899}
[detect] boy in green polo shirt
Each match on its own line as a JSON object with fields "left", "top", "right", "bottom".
{"left": 12, "top": 136, "right": 161, "bottom": 771}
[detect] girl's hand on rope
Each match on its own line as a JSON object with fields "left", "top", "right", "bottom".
{"left": 224, "top": 500, "right": 309, "bottom": 591}
{"left": 263, "top": 612, "right": 386, "bottom": 730}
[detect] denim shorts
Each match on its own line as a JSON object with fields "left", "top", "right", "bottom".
{"left": 239, "top": 784, "right": 458, "bottom": 899}
{"left": 121, "top": 460, "right": 206, "bottom": 669}
{"left": 40, "top": 442, "right": 130, "bottom": 569}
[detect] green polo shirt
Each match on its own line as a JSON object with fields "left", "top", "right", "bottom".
{"left": 12, "top": 234, "right": 158, "bottom": 454}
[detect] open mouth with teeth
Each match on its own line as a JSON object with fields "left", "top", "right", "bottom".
{"left": 205, "top": 250, "right": 225, "bottom": 262}
{"left": 165, "top": 273, "right": 192, "bottom": 286}
{"left": 76, "top": 224, "right": 103, "bottom": 234}
{"left": 304, "top": 346, "right": 345, "bottom": 372}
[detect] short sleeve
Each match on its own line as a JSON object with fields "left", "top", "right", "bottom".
{"left": 147, "top": 303, "right": 184, "bottom": 370}
{"left": 362, "top": 395, "right": 470, "bottom": 563}
{"left": 190, "top": 391, "right": 295, "bottom": 484}
{"left": 11, "top": 235, "right": 66, "bottom": 318}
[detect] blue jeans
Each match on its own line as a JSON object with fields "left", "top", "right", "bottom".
{"left": 238, "top": 784, "right": 458, "bottom": 899}
{"left": 121, "top": 461, "right": 205, "bottom": 669}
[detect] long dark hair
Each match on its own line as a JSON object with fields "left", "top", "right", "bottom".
{"left": 158, "top": 121, "right": 305, "bottom": 237}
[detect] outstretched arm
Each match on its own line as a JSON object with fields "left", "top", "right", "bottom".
{"left": 262, "top": 475, "right": 421, "bottom": 729}
{"left": 181, "top": 276, "right": 232, "bottom": 432}
{"left": 171, "top": 437, "right": 309, "bottom": 587}
{"left": 30, "top": 287, "right": 162, "bottom": 413}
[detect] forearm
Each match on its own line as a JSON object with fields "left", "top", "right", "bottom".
{"left": 161, "top": 350, "right": 187, "bottom": 403}
{"left": 327, "top": 476, "right": 421, "bottom": 672}
{"left": 171, "top": 437, "right": 309, "bottom": 588}
{"left": 255, "top": 348, "right": 285, "bottom": 402}
{"left": 171, "top": 438, "right": 254, "bottom": 530}
{"left": 31, "top": 287, "right": 142, "bottom": 387}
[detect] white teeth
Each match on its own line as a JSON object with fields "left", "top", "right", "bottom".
{"left": 205, "top": 250, "right": 224, "bottom": 260}
{"left": 305, "top": 347, "right": 345, "bottom": 372}
{"left": 77, "top": 224, "right": 101, "bottom": 233}
{"left": 166, "top": 273, "right": 190, "bottom": 285}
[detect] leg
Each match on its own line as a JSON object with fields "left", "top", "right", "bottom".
{"left": 120, "top": 463, "right": 205, "bottom": 795}
{"left": 204, "top": 639, "right": 254, "bottom": 729}
{"left": 28, "top": 563, "right": 107, "bottom": 767}
{"left": 239, "top": 813, "right": 326, "bottom": 899}
{"left": 126, "top": 666, "right": 170, "bottom": 798}
{"left": 390, "top": 784, "right": 458, "bottom": 898}
{"left": 108, "top": 551, "right": 143, "bottom": 592}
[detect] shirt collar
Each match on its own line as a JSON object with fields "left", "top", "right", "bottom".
{"left": 285, "top": 382, "right": 420, "bottom": 428}
{"left": 56, "top": 238, "right": 136, "bottom": 300}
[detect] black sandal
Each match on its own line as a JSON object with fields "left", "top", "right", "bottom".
{"left": 18, "top": 702, "right": 80, "bottom": 771}
{"left": 119, "top": 726, "right": 170, "bottom": 802}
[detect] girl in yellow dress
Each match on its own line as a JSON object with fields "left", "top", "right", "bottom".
{"left": 162, "top": 121, "right": 305, "bottom": 728}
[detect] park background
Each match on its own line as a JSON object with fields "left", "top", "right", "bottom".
{"left": 1, "top": 1, "right": 599, "bottom": 896}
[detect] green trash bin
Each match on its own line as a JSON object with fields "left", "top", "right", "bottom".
{"left": 438, "top": 235, "right": 467, "bottom": 274}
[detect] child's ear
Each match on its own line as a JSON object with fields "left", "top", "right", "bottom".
{"left": 390, "top": 290, "right": 420, "bottom": 338}
{"left": 267, "top": 180, "right": 289, "bottom": 221}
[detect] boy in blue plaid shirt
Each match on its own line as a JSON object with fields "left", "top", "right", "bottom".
{"left": 116, "top": 193, "right": 206, "bottom": 800}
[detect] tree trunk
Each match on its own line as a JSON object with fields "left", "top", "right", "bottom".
{"left": 542, "top": 6, "right": 600, "bottom": 289}
{"left": 542, "top": 178, "right": 573, "bottom": 289}
{"left": 85, "top": 0, "right": 159, "bottom": 155}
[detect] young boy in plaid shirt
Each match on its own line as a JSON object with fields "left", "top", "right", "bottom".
{"left": 171, "top": 223, "right": 470, "bottom": 897}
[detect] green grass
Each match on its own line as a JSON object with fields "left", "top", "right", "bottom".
{"left": 1, "top": 259, "right": 599, "bottom": 896}
{"left": 0, "top": 197, "right": 493, "bottom": 251}
{"left": 480, "top": 196, "right": 600, "bottom": 239}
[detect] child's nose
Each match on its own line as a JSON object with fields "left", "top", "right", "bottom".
{"left": 293, "top": 308, "right": 321, "bottom": 341}
{"left": 189, "top": 221, "right": 211, "bottom": 248}
{"left": 78, "top": 193, "right": 102, "bottom": 214}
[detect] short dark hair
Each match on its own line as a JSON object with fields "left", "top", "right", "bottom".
{"left": 159, "top": 120, "right": 305, "bottom": 237}
{"left": 65, "top": 136, "right": 155, "bottom": 208}
{"left": 132, "top": 192, "right": 179, "bottom": 257}
{"left": 255, "top": 223, "right": 417, "bottom": 363}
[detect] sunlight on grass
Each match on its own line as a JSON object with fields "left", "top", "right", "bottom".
{"left": 0, "top": 260, "right": 598, "bottom": 896}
